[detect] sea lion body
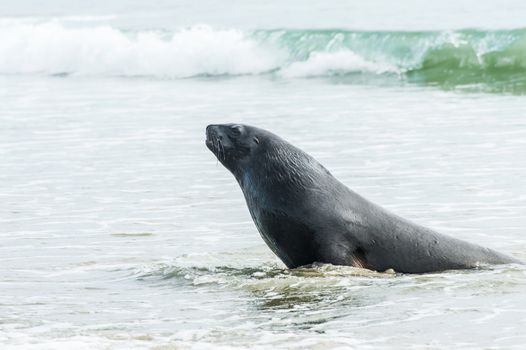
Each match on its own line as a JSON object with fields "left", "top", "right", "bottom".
{"left": 206, "top": 124, "right": 520, "bottom": 273}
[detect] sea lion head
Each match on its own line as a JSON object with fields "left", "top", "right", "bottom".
{"left": 205, "top": 124, "right": 262, "bottom": 175}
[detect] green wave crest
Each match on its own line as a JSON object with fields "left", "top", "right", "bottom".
{"left": 254, "top": 28, "right": 526, "bottom": 93}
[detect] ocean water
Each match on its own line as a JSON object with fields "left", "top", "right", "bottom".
{"left": 1, "top": 1, "right": 526, "bottom": 349}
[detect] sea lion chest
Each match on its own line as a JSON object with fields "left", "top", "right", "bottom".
{"left": 238, "top": 165, "right": 353, "bottom": 268}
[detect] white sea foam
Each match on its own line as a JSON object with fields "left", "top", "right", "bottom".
{"left": 0, "top": 21, "right": 282, "bottom": 77}
{"left": 0, "top": 21, "right": 397, "bottom": 79}
{"left": 280, "top": 50, "right": 398, "bottom": 77}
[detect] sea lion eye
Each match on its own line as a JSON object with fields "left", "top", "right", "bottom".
{"left": 230, "top": 125, "right": 242, "bottom": 136}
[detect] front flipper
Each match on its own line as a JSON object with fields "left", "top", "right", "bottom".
{"left": 316, "top": 239, "right": 372, "bottom": 269}
{"left": 350, "top": 247, "right": 370, "bottom": 269}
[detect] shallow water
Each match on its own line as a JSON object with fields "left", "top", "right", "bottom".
{"left": 1, "top": 2, "right": 526, "bottom": 349}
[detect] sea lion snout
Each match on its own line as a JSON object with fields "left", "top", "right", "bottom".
{"left": 206, "top": 124, "right": 235, "bottom": 142}
{"left": 205, "top": 124, "right": 219, "bottom": 154}
{"left": 205, "top": 124, "right": 219, "bottom": 140}
{"left": 205, "top": 124, "right": 223, "bottom": 150}
{"left": 205, "top": 123, "right": 262, "bottom": 175}
{"left": 205, "top": 124, "right": 240, "bottom": 166}
{"left": 206, "top": 124, "right": 246, "bottom": 147}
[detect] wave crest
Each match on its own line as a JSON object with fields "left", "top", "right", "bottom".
{"left": 1, "top": 20, "right": 526, "bottom": 92}
{"left": 280, "top": 50, "right": 398, "bottom": 77}
{"left": 0, "top": 22, "right": 281, "bottom": 77}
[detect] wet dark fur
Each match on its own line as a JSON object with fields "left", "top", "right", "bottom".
{"left": 206, "top": 124, "right": 521, "bottom": 273}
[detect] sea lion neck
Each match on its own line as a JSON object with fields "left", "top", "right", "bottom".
{"left": 236, "top": 140, "right": 326, "bottom": 192}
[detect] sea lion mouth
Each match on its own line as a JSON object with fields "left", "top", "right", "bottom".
{"left": 205, "top": 136, "right": 214, "bottom": 151}
{"left": 205, "top": 125, "right": 216, "bottom": 150}
{"left": 205, "top": 125, "right": 225, "bottom": 161}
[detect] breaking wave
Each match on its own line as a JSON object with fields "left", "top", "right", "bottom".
{"left": 1, "top": 20, "right": 525, "bottom": 92}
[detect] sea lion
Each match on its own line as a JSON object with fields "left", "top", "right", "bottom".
{"left": 205, "top": 123, "right": 521, "bottom": 273}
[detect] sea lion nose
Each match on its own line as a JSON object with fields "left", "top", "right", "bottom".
{"left": 206, "top": 124, "right": 216, "bottom": 139}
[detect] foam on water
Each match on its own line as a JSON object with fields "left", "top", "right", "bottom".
{"left": 280, "top": 50, "right": 398, "bottom": 77}
{"left": 0, "top": 21, "right": 281, "bottom": 77}
{"left": 1, "top": 76, "right": 526, "bottom": 348}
